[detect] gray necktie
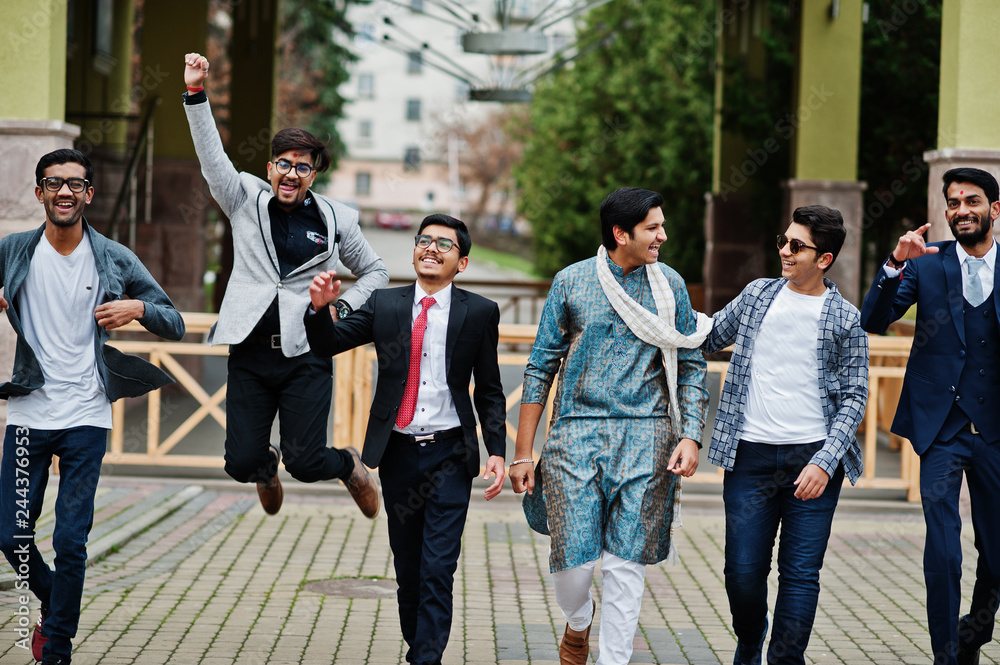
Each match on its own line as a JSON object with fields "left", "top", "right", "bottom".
{"left": 965, "top": 257, "right": 986, "bottom": 307}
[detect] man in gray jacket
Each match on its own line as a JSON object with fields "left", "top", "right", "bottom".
{"left": 182, "top": 53, "right": 387, "bottom": 518}
{"left": 0, "top": 148, "right": 185, "bottom": 665}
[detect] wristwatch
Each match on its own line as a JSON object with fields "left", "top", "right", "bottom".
{"left": 335, "top": 300, "right": 353, "bottom": 320}
{"left": 886, "top": 252, "right": 905, "bottom": 269}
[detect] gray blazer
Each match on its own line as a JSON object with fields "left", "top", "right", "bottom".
{"left": 184, "top": 99, "right": 388, "bottom": 357}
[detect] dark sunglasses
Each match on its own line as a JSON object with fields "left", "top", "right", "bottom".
{"left": 776, "top": 234, "right": 820, "bottom": 255}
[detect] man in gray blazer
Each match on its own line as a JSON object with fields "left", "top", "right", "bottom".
{"left": 182, "top": 53, "right": 387, "bottom": 517}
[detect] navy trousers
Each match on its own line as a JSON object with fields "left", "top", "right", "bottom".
{"left": 378, "top": 434, "right": 473, "bottom": 665}
{"left": 920, "top": 428, "right": 1000, "bottom": 665}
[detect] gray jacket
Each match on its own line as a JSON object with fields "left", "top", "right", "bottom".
{"left": 184, "top": 99, "right": 388, "bottom": 356}
{"left": 0, "top": 222, "right": 185, "bottom": 402}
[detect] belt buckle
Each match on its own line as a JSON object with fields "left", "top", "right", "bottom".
{"left": 270, "top": 334, "right": 281, "bottom": 349}
{"left": 971, "top": 421, "right": 980, "bottom": 435}
{"left": 413, "top": 433, "right": 435, "bottom": 444}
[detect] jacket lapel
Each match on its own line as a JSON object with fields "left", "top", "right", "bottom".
{"left": 445, "top": 286, "right": 467, "bottom": 379}
{"left": 287, "top": 192, "right": 335, "bottom": 278}
{"left": 397, "top": 284, "right": 416, "bottom": 363}
{"left": 255, "top": 190, "right": 281, "bottom": 276}
{"left": 943, "top": 243, "right": 966, "bottom": 346}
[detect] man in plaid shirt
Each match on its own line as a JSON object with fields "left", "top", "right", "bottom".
{"left": 702, "top": 205, "right": 869, "bottom": 665}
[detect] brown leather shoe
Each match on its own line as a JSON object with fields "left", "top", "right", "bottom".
{"left": 342, "top": 446, "right": 379, "bottom": 518}
{"left": 256, "top": 446, "right": 283, "bottom": 515}
{"left": 559, "top": 599, "right": 595, "bottom": 665}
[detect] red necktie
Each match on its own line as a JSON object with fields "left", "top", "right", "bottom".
{"left": 397, "top": 296, "right": 436, "bottom": 428}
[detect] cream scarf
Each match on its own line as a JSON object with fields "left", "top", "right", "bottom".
{"left": 595, "top": 245, "right": 713, "bottom": 428}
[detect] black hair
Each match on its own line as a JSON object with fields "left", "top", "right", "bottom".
{"left": 790, "top": 205, "right": 846, "bottom": 271}
{"left": 599, "top": 187, "right": 664, "bottom": 251}
{"left": 271, "top": 128, "right": 332, "bottom": 173}
{"left": 942, "top": 167, "right": 1000, "bottom": 205}
{"left": 418, "top": 213, "right": 472, "bottom": 258}
{"left": 35, "top": 149, "right": 94, "bottom": 186}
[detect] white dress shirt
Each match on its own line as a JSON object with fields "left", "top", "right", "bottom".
{"left": 396, "top": 282, "right": 462, "bottom": 435}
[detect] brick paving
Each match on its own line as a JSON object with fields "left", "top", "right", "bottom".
{"left": 0, "top": 478, "right": 995, "bottom": 664}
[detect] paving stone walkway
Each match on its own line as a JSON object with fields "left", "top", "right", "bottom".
{"left": 0, "top": 478, "right": 994, "bottom": 664}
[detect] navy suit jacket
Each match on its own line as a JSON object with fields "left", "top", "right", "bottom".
{"left": 860, "top": 240, "right": 1000, "bottom": 454}
{"left": 305, "top": 283, "right": 507, "bottom": 476}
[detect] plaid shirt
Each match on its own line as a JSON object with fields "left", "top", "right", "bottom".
{"left": 703, "top": 278, "right": 868, "bottom": 484}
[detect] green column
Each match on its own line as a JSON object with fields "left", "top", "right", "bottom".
{"left": 924, "top": 0, "right": 1000, "bottom": 242}
{"left": 791, "top": 0, "right": 863, "bottom": 181}
{"left": 0, "top": 0, "right": 68, "bottom": 120}
{"left": 937, "top": 0, "right": 1000, "bottom": 150}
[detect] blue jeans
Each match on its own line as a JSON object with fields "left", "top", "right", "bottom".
{"left": 0, "top": 425, "right": 107, "bottom": 662}
{"left": 723, "top": 440, "right": 844, "bottom": 665}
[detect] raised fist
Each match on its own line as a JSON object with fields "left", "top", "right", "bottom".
{"left": 184, "top": 52, "right": 210, "bottom": 88}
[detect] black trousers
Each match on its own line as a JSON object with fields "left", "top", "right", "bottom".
{"left": 379, "top": 432, "right": 473, "bottom": 665}
{"left": 223, "top": 340, "right": 351, "bottom": 483}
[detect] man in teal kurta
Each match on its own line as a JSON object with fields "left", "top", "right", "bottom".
{"left": 510, "top": 187, "right": 710, "bottom": 665}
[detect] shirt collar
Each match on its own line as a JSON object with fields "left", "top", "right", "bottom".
{"left": 956, "top": 238, "right": 996, "bottom": 269}
{"left": 413, "top": 281, "right": 452, "bottom": 308}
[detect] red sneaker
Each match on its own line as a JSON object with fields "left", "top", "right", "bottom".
{"left": 31, "top": 608, "right": 48, "bottom": 662}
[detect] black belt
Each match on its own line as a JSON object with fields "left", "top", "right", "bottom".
{"left": 390, "top": 427, "right": 463, "bottom": 445}
{"left": 964, "top": 421, "right": 981, "bottom": 435}
{"left": 239, "top": 333, "right": 282, "bottom": 350}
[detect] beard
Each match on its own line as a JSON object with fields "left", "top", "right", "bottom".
{"left": 949, "top": 210, "right": 993, "bottom": 246}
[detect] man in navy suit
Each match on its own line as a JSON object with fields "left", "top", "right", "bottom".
{"left": 304, "top": 214, "right": 507, "bottom": 665}
{"left": 861, "top": 167, "right": 1000, "bottom": 665}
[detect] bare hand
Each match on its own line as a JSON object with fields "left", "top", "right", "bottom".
{"left": 309, "top": 271, "right": 342, "bottom": 314}
{"left": 509, "top": 460, "right": 535, "bottom": 495}
{"left": 483, "top": 455, "right": 506, "bottom": 501}
{"left": 95, "top": 300, "right": 145, "bottom": 330}
{"left": 668, "top": 438, "right": 700, "bottom": 477}
{"left": 184, "top": 52, "right": 210, "bottom": 88}
{"left": 793, "top": 463, "right": 830, "bottom": 500}
{"left": 0, "top": 296, "right": 8, "bottom": 312}
{"left": 892, "top": 222, "right": 940, "bottom": 262}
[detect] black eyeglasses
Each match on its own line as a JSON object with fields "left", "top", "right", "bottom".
{"left": 776, "top": 234, "right": 820, "bottom": 255}
{"left": 39, "top": 177, "right": 89, "bottom": 193}
{"left": 271, "top": 159, "right": 314, "bottom": 178}
{"left": 415, "top": 235, "right": 455, "bottom": 253}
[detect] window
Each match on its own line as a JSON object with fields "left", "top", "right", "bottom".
{"left": 410, "top": 0, "right": 423, "bottom": 10}
{"left": 407, "top": 51, "right": 423, "bottom": 74}
{"left": 403, "top": 147, "right": 421, "bottom": 172}
{"left": 405, "top": 99, "right": 422, "bottom": 122}
{"left": 358, "top": 120, "right": 372, "bottom": 140}
{"left": 356, "top": 172, "right": 371, "bottom": 196}
{"left": 358, "top": 73, "right": 374, "bottom": 99}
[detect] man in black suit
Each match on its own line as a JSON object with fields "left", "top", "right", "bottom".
{"left": 305, "top": 213, "right": 507, "bottom": 665}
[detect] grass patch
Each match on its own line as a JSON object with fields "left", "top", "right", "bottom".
{"left": 468, "top": 244, "right": 543, "bottom": 279}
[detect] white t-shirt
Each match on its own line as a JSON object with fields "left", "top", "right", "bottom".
{"left": 6, "top": 234, "right": 112, "bottom": 430}
{"left": 740, "top": 284, "right": 829, "bottom": 445}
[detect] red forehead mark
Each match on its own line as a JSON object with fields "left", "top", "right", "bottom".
{"left": 293, "top": 152, "right": 299, "bottom": 158}
{"left": 961, "top": 191, "right": 964, "bottom": 195}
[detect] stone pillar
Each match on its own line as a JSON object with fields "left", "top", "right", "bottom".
{"left": 923, "top": 0, "right": 1000, "bottom": 240}
{"left": 782, "top": 179, "right": 867, "bottom": 306}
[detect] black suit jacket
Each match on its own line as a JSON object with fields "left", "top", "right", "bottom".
{"left": 305, "top": 283, "right": 507, "bottom": 476}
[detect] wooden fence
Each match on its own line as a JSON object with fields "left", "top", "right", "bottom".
{"left": 108, "top": 314, "right": 921, "bottom": 500}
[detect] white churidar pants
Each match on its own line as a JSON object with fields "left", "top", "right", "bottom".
{"left": 551, "top": 549, "right": 647, "bottom": 665}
